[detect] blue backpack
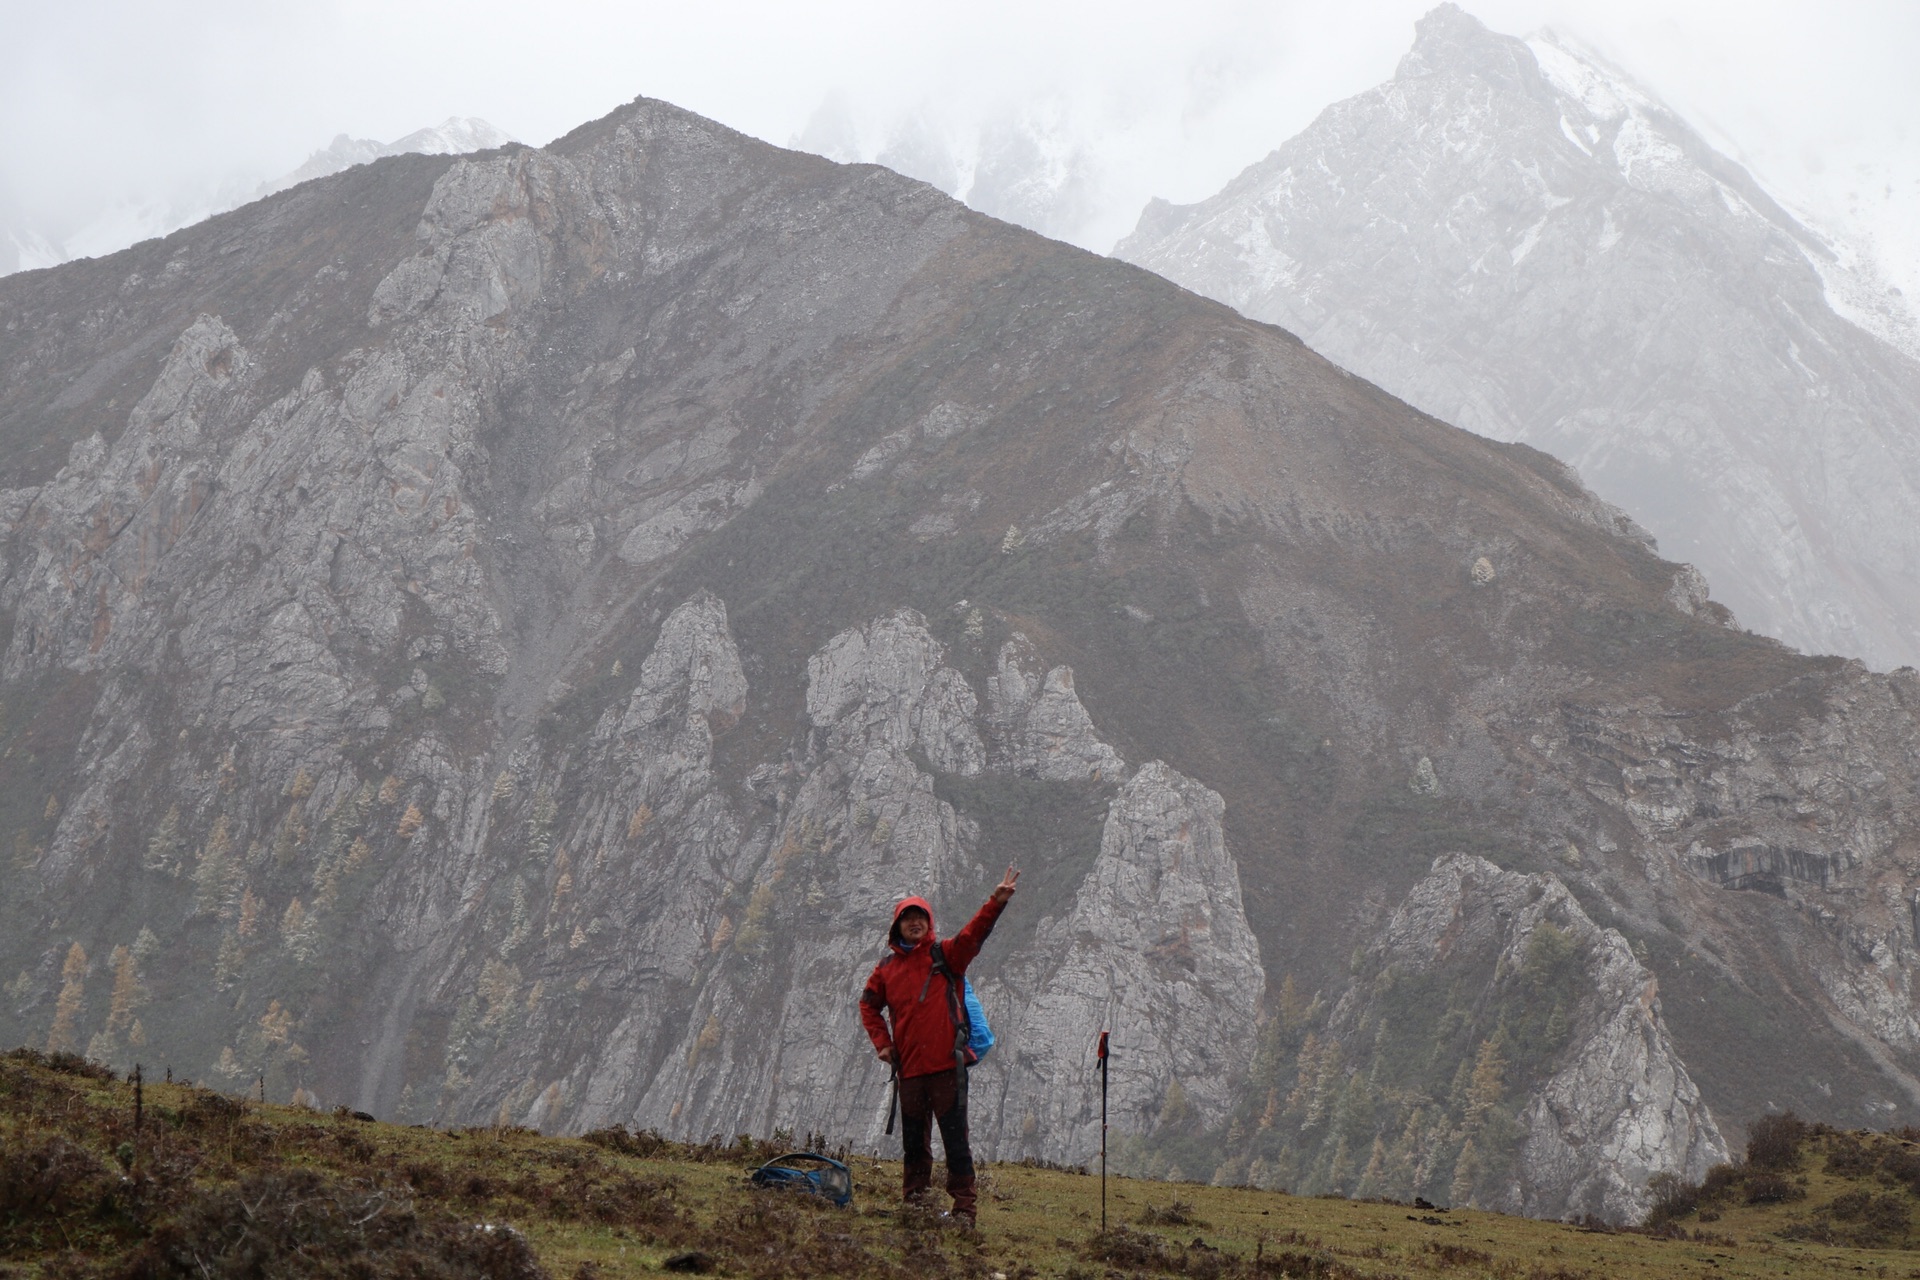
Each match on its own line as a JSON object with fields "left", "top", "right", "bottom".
{"left": 962, "top": 978, "right": 994, "bottom": 1061}
{"left": 749, "top": 1153, "right": 853, "bottom": 1207}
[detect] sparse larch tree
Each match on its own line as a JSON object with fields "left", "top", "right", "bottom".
{"left": 236, "top": 888, "right": 264, "bottom": 939}
{"left": 215, "top": 930, "right": 244, "bottom": 990}
{"left": 525, "top": 789, "right": 557, "bottom": 859}
{"left": 144, "top": 804, "right": 185, "bottom": 875}
{"left": 1463, "top": 1037, "right": 1506, "bottom": 1131}
{"left": 281, "top": 898, "right": 319, "bottom": 963}
{"left": 191, "top": 816, "right": 238, "bottom": 917}
{"left": 105, "top": 943, "right": 142, "bottom": 1039}
{"left": 1450, "top": 1137, "right": 1482, "bottom": 1207}
{"left": 46, "top": 941, "right": 88, "bottom": 1054}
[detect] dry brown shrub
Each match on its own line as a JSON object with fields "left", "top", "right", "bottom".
{"left": 1699, "top": 1163, "right": 1741, "bottom": 1198}
{"left": 712, "top": 1189, "right": 894, "bottom": 1280}
{"left": 1087, "top": 1225, "right": 1175, "bottom": 1269}
{"left": 1879, "top": 1144, "right": 1920, "bottom": 1191}
{"left": 403, "top": 1160, "right": 451, "bottom": 1196}
{"left": 1139, "top": 1198, "right": 1206, "bottom": 1227}
{"left": 1742, "top": 1171, "right": 1804, "bottom": 1205}
{"left": 581, "top": 1125, "right": 670, "bottom": 1159}
{"left": 326, "top": 1128, "right": 378, "bottom": 1164}
{"left": 3, "top": 1048, "right": 115, "bottom": 1082}
{"left": 1254, "top": 1247, "right": 1365, "bottom": 1278}
{"left": 113, "top": 1167, "right": 548, "bottom": 1280}
{"left": 1780, "top": 1188, "right": 1913, "bottom": 1248}
{"left": 1426, "top": 1240, "right": 1494, "bottom": 1266}
{"left": 0, "top": 1131, "right": 123, "bottom": 1249}
{"left": 1746, "top": 1112, "right": 1809, "bottom": 1171}
{"left": 1822, "top": 1132, "right": 1877, "bottom": 1177}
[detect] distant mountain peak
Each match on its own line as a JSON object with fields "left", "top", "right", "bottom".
{"left": 387, "top": 117, "right": 515, "bottom": 156}
{"left": 262, "top": 117, "right": 516, "bottom": 197}
{"left": 1398, "top": 3, "right": 1518, "bottom": 83}
{"left": 1116, "top": 5, "right": 1920, "bottom": 671}
{"left": 1, "top": 117, "right": 517, "bottom": 279}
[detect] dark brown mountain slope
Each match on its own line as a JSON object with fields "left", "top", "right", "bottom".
{"left": 1, "top": 95, "right": 1916, "bottom": 1222}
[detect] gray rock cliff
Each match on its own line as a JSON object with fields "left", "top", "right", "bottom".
{"left": 1335, "top": 855, "right": 1727, "bottom": 1221}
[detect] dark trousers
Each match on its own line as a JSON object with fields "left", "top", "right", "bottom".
{"left": 898, "top": 1067, "right": 976, "bottom": 1218}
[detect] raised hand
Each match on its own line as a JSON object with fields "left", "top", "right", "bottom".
{"left": 990, "top": 865, "right": 1021, "bottom": 905}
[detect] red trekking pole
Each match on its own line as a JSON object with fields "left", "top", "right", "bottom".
{"left": 1097, "top": 1030, "right": 1110, "bottom": 1233}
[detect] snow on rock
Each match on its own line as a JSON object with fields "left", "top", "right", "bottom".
{"left": 1116, "top": 3, "right": 1920, "bottom": 671}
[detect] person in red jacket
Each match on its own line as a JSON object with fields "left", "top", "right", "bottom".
{"left": 860, "top": 866, "right": 1019, "bottom": 1226}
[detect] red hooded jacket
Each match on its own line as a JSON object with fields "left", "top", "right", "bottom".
{"left": 860, "top": 894, "right": 1006, "bottom": 1080}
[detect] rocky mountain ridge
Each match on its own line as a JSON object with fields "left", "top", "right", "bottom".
{"left": 2, "top": 91, "right": 1919, "bottom": 1223}
{"left": 1116, "top": 4, "right": 1920, "bottom": 671}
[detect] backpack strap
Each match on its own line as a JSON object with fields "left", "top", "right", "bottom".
{"left": 929, "top": 941, "right": 974, "bottom": 1071}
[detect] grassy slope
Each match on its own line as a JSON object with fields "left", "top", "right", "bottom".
{"left": 5, "top": 1049, "right": 1918, "bottom": 1280}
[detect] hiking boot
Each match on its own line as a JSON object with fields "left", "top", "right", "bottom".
{"left": 939, "top": 1210, "right": 977, "bottom": 1231}
{"left": 947, "top": 1174, "right": 978, "bottom": 1225}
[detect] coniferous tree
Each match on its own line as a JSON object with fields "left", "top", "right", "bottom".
{"left": 144, "top": 805, "right": 185, "bottom": 874}
{"left": 236, "top": 888, "right": 264, "bottom": 938}
{"left": 105, "top": 944, "right": 142, "bottom": 1040}
{"left": 1464, "top": 1037, "right": 1506, "bottom": 1130}
{"left": 192, "top": 816, "right": 238, "bottom": 916}
{"left": 1450, "top": 1137, "right": 1481, "bottom": 1207}
{"left": 46, "top": 941, "right": 87, "bottom": 1053}
{"left": 282, "top": 898, "right": 319, "bottom": 962}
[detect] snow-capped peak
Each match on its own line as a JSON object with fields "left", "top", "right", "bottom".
{"left": 1114, "top": 3, "right": 1920, "bottom": 672}
{"left": 383, "top": 117, "right": 516, "bottom": 158}
{"left": 1524, "top": 30, "right": 1919, "bottom": 362}
{"left": 1525, "top": 33, "right": 1655, "bottom": 124}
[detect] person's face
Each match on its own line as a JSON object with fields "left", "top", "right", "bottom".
{"left": 898, "top": 911, "right": 930, "bottom": 943}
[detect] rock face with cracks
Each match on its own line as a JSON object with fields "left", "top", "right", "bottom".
{"left": 981, "top": 761, "right": 1263, "bottom": 1163}
{"left": 2, "top": 89, "right": 1920, "bottom": 1225}
{"left": 1328, "top": 855, "right": 1727, "bottom": 1221}
{"left": 526, "top": 602, "right": 1257, "bottom": 1153}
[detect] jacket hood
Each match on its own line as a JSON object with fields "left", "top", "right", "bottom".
{"left": 889, "top": 896, "right": 934, "bottom": 947}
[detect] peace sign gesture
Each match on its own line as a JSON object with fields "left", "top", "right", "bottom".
{"left": 990, "top": 865, "right": 1021, "bottom": 905}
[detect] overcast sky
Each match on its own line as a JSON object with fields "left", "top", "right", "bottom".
{"left": 3, "top": 0, "right": 1916, "bottom": 290}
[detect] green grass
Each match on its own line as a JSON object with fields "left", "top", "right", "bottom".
{"left": 6, "top": 1048, "right": 1920, "bottom": 1279}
